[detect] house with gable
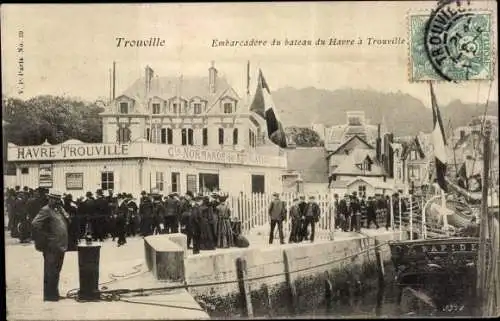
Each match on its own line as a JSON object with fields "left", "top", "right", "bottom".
{"left": 391, "top": 132, "right": 433, "bottom": 194}
{"left": 326, "top": 133, "right": 393, "bottom": 197}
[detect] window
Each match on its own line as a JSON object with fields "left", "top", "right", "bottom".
{"left": 252, "top": 175, "right": 265, "bottom": 194}
{"left": 171, "top": 172, "right": 180, "bottom": 193}
{"left": 193, "top": 103, "right": 202, "bottom": 114}
{"left": 167, "top": 128, "right": 173, "bottom": 144}
{"left": 186, "top": 174, "right": 197, "bottom": 193}
{"left": 181, "top": 128, "right": 187, "bottom": 145}
{"left": 249, "top": 130, "right": 256, "bottom": 148}
{"left": 361, "top": 160, "right": 371, "bottom": 171}
{"left": 146, "top": 128, "right": 151, "bottom": 141}
{"left": 101, "top": 171, "right": 114, "bottom": 190}
{"left": 21, "top": 167, "right": 29, "bottom": 174}
{"left": 161, "top": 128, "right": 167, "bottom": 144}
{"left": 151, "top": 126, "right": 161, "bottom": 143}
{"left": 409, "top": 166, "right": 420, "bottom": 180}
{"left": 188, "top": 128, "right": 194, "bottom": 145}
{"left": 202, "top": 128, "right": 208, "bottom": 146}
{"left": 199, "top": 173, "right": 219, "bottom": 194}
{"left": 5, "top": 163, "right": 16, "bottom": 176}
{"left": 117, "top": 126, "right": 131, "bottom": 143}
{"left": 233, "top": 128, "right": 238, "bottom": 145}
{"left": 218, "top": 128, "right": 224, "bottom": 145}
{"left": 172, "top": 103, "right": 179, "bottom": 114}
{"left": 152, "top": 103, "right": 161, "bottom": 114}
{"left": 223, "top": 102, "right": 233, "bottom": 114}
{"left": 358, "top": 185, "right": 366, "bottom": 198}
{"left": 397, "top": 167, "right": 402, "bottom": 180}
{"left": 155, "top": 172, "right": 164, "bottom": 191}
{"left": 160, "top": 128, "right": 173, "bottom": 144}
{"left": 409, "top": 150, "right": 418, "bottom": 161}
{"left": 119, "top": 102, "right": 128, "bottom": 114}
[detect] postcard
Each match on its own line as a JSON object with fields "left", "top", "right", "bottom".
{"left": 2, "top": 1, "right": 498, "bottom": 320}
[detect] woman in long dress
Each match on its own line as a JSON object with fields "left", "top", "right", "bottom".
{"left": 199, "top": 196, "right": 216, "bottom": 250}
{"left": 216, "top": 194, "right": 234, "bottom": 248}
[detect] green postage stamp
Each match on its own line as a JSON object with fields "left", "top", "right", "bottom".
{"left": 409, "top": 5, "right": 494, "bottom": 82}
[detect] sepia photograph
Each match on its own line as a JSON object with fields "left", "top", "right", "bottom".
{"left": 1, "top": 1, "right": 498, "bottom": 320}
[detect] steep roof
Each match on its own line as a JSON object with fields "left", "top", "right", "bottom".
{"left": 326, "top": 134, "right": 374, "bottom": 159}
{"left": 107, "top": 74, "right": 238, "bottom": 114}
{"left": 332, "top": 149, "right": 385, "bottom": 176}
{"left": 286, "top": 147, "right": 329, "bottom": 183}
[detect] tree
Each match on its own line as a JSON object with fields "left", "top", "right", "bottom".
{"left": 285, "top": 126, "right": 324, "bottom": 147}
{"left": 2, "top": 95, "right": 104, "bottom": 146}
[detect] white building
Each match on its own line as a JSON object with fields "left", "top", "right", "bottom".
{"left": 6, "top": 63, "right": 287, "bottom": 197}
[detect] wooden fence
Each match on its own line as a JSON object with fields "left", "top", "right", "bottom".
{"left": 225, "top": 192, "right": 451, "bottom": 241}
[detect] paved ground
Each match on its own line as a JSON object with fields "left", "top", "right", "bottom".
{"left": 4, "top": 220, "right": 397, "bottom": 320}
{"left": 4, "top": 234, "right": 209, "bottom": 320}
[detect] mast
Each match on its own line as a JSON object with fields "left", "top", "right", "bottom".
{"left": 476, "top": 123, "right": 491, "bottom": 316}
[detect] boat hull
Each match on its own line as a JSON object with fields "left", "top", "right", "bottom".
{"left": 389, "top": 237, "right": 479, "bottom": 315}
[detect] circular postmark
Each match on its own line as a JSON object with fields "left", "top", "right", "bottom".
{"left": 424, "top": 0, "right": 491, "bottom": 81}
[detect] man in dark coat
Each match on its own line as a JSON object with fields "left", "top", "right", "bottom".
{"left": 180, "top": 191, "right": 194, "bottom": 248}
{"left": 385, "top": 195, "right": 392, "bottom": 230}
{"left": 63, "top": 194, "right": 79, "bottom": 251}
{"left": 350, "top": 193, "right": 361, "bottom": 232}
{"left": 81, "top": 192, "right": 95, "bottom": 239}
{"left": 93, "top": 189, "right": 110, "bottom": 242}
{"left": 115, "top": 194, "right": 128, "bottom": 246}
{"left": 338, "top": 194, "right": 351, "bottom": 232}
{"left": 164, "top": 193, "right": 180, "bottom": 234}
{"left": 268, "top": 192, "right": 286, "bottom": 245}
{"left": 366, "top": 196, "right": 379, "bottom": 229}
{"left": 288, "top": 198, "right": 302, "bottom": 243}
{"left": 31, "top": 191, "right": 69, "bottom": 301}
{"left": 126, "top": 194, "right": 139, "bottom": 237}
{"left": 209, "top": 193, "right": 220, "bottom": 243}
{"left": 139, "top": 191, "right": 154, "bottom": 236}
{"left": 302, "top": 195, "right": 321, "bottom": 243}
{"left": 189, "top": 195, "right": 203, "bottom": 254}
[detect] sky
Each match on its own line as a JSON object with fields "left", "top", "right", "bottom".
{"left": 1, "top": 2, "right": 498, "bottom": 109}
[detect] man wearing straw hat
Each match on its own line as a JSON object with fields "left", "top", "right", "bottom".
{"left": 31, "top": 190, "right": 69, "bottom": 301}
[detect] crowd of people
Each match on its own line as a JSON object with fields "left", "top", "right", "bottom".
{"left": 5, "top": 186, "right": 250, "bottom": 254}
{"left": 267, "top": 191, "right": 406, "bottom": 245}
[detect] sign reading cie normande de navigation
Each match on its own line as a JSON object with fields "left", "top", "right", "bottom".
{"left": 8, "top": 142, "right": 283, "bottom": 167}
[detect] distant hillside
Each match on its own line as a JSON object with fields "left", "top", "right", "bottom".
{"left": 272, "top": 87, "right": 498, "bottom": 136}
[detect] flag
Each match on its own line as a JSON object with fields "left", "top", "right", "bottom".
{"left": 429, "top": 81, "right": 448, "bottom": 192}
{"left": 249, "top": 70, "right": 288, "bottom": 148}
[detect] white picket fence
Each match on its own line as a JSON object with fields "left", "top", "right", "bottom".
{"left": 225, "top": 192, "right": 452, "bottom": 241}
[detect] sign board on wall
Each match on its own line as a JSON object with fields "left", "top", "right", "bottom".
{"left": 38, "top": 164, "right": 53, "bottom": 188}
{"left": 66, "top": 173, "right": 84, "bottom": 190}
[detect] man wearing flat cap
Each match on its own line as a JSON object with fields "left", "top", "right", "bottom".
{"left": 164, "top": 192, "right": 180, "bottom": 234}
{"left": 31, "top": 191, "right": 69, "bottom": 301}
{"left": 268, "top": 192, "right": 286, "bottom": 245}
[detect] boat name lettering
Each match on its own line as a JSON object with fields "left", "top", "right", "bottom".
{"left": 409, "top": 242, "right": 477, "bottom": 254}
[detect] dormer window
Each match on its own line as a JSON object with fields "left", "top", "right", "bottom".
{"left": 223, "top": 102, "right": 233, "bottom": 114}
{"left": 172, "top": 103, "right": 179, "bottom": 114}
{"left": 193, "top": 103, "right": 202, "bottom": 114}
{"left": 120, "top": 102, "right": 128, "bottom": 114}
{"left": 409, "top": 150, "right": 418, "bottom": 161}
{"left": 152, "top": 103, "right": 161, "bottom": 115}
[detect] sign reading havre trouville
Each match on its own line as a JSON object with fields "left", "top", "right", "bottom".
{"left": 13, "top": 144, "right": 130, "bottom": 161}
{"left": 9, "top": 143, "right": 272, "bottom": 166}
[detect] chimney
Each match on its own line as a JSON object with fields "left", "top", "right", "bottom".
{"left": 145, "top": 65, "right": 154, "bottom": 95}
{"left": 376, "top": 123, "right": 381, "bottom": 162}
{"left": 209, "top": 61, "right": 217, "bottom": 94}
